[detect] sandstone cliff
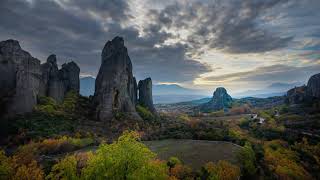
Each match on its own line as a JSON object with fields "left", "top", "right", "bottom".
{"left": 93, "top": 37, "right": 140, "bottom": 121}
{"left": 138, "top": 78, "right": 156, "bottom": 113}
{"left": 286, "top": 73, "right": 320, "bottom": 104}
{"left": 0, "top": 39, "right": 80, "bottom": 117}
{"left": 0, "top": 40, "right": 41, "bottom": 117}
{"left": 200, "top": 87, "right": 233, "bottom": 112}
{"left": 307, "top": 73, "right": 320, "bottom": 98}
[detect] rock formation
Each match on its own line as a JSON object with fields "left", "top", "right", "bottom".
{"left": 0, "top": 39, "right": 80, "bottom": 117}
{"left": 0, "top": 40, "right": 41, "bottom": 117}
{"left": 200, "top": 87, "right": 233, "bottom": 112}
{"left": 307, "top": 73, "right": 320, "bottom": 98}
{"left": 60, "top": 61, "right": 80, "bottom": 94}
{"left": 93, "top": 36, "right": 140, "bottom": 121}
{"left": 138, "top": 78, "right": 156, "bottom": 113}
{"left": 40, "top": 55, "right": 64, "bottom": 102}
{"left": 40, "top": 55, "right": 80, "bottom": 102}
{"left": 286, "top": 86, "right": 307, "bottom": 104}
{"left": 286, "top": 73, "right": 320, "bottom": 104}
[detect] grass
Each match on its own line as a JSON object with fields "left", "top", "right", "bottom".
{"left": 144, "top": 139, "right": 242, "bottom": 169}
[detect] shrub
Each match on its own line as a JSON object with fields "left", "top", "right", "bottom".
{"left": 0, "top": 150, "right": 13, "bottom": 179}
{"left": 264, "top": 140, "right": 312, "bottom": 179}
{"left": 136, "top": 105, "right": 155, "bottom": 121}
{"left": 167, "top": 157, "right": 182, "bottom": 169}
{"left": 209, "top": 110, "right": 224, "bottom": 117}
{"left": 201, "top": 161, "right": 241, "bottom": 180}
{"left": 47, "top": 155, "right": 79, "bottom": 180}
{"left": 170, "top": 164, "right": 192, "bottom": 180}
{"left": 0, "top": 150, "right": 44, "bottom": 180}
{"left": 13, "top": 160, "right": 44, "bottom": 180}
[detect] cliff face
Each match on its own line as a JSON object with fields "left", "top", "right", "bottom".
{"left": 200, "top": 87, "right": 233, "bottom": 112}
{"left": 40, "top": 55, "right": 80, "bottom": 102}
{"left": 307, "top": 73, "right": 320, "bottom": 98}
{"left": 0, "top": 39, "right": 80, "bottom": 117}
{"left": 0, "top": 40, "right": 41, "bottom": 117}
{"left": 93, "top": 37, "right": 140, "bottom": 121}
{"left": 60, "top": 61, "right": 80, "bottom": 94}
{"left": 138, "top": 78, "right": 156, "bottom": 113}
{"left": 286, "top": 73, "right": 320, "bottom": 104}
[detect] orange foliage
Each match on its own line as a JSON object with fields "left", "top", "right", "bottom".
{"left": 170, "top": 164, "right": 192, "bottom": 179}
{"left": 264, "top": 140, "right": 312, "bottom": 180}
{"left": 204, "top": 161, "right": 241, "bottom": 180}
{"left": 12, "top": 160, "right": 44, "bottom": 180}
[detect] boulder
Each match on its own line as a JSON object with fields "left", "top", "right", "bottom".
{"left": 307, "top": 73, "right": 320, "bottom": 98}
{"left": 200, "top": 87, "right": 233, "bottom": 112}
{"left": 93, "top": 36, "right": 140, "bottom": 121}
{"left": 138, "top": 77, "right": 156, "bottom": 113}
{"left": 0, "top": 39, "right": 41, "bottom": 117}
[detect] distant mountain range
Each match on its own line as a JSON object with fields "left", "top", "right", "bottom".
{"left": 233, "top": 82, "right": 303, "bottom": 98}
{"left": 80, "top": 77, "right": 95, "bottom": 97}
{"left": 80, "top": 77, "right": 302, "bottom": 103}
{"left": 79, "top": 77, "right": 206, "bottom": 103}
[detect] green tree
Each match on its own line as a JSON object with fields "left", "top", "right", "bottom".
{"left": 0, "top": 150, "right": 13, "bottom": 179}
{"left": 47, "top": 155, "right": 79, "bottom": 180}
{"left": 82, "top": 131, "right": 168, "bottom": 180}
{"left": 237, "top": 142, "right": 257, "bottom": 176}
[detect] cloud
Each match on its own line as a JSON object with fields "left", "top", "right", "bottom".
{"left": 0, "top": 0, "right": 211, "bottom": 83}
{"left": 148, "top": 0, "right": 293, "bottom": 54}
{"left": 202, "top": 64, "right": 320, "bottom": 84}
{"left": 0, "top": 0, "right": 319, "bottom": 90}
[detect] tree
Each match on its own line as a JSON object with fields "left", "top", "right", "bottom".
{"left": 237, "top": 142, "right": 257, "bottom": 177}
{"left": 82, "top": 131, "right": 168, "bottom": 179}
{"left": 47, "top": 155, "right": 79, "bottom": 180}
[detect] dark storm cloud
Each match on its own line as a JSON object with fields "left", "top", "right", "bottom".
{"left": 149, "top": 0, "right": 292, "bottom": 54}
{"left": 0, "top": 0, "right": 211, "bottom": 83}
{"left": 203, "top": 64, "right": 320, "bottom": 83}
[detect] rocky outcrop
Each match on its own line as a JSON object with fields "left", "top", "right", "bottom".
{"left": 286, "top": 86, "right": 307, "bottom": 104}
{"left": 40, "top": 55, "right": 64, "bottom": 102}
{"left": 286, "top": 73, "right": 320, "bottom": 104}
{"left": 93, "top": 36, "right": 140, "bottom": 121}
{"left": 138, "top": 78, "right": 156, "bottom": 113}
{"left": 0, "top": 39, "right": 80, "bottom": 118}
{"left": 40, "top": 55, "right": 80, "bottom": 102}
{"left": 200, "top": 87, "right": 233, "bottom": 112}
{"left": 307, "top": 73, "right": 320, "bottom": 98}
{"left": 0, "top": 40, "right": 41, "bottom": 117}
{"left": 60, "top": 61, "right": 80, "bottom": 94}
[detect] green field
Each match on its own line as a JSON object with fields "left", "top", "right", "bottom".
{"left": 144, "top": 139, "right": 242, "bottom": 169}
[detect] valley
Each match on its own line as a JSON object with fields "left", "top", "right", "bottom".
{"left": 0, "top": 37, "right": 319, "bottom": 180}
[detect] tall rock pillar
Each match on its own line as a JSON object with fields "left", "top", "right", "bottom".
{"left": 93, "top": 36, "right": 140, "bottom": 121}
{"left": 138, "top": 77, "right": 156, "bottom": 113}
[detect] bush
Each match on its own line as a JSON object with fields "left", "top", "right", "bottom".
{"left": 264, "top": 140, "right": 312, "bottom": 179}
{"left": 136, "top": 105, "right": 155, "bottom": 121}
{"left": 0, "top": 150, "right": 44, "bottom": 180}
{"left": 200, "top": 161, "right": 241, "bottom": 180}
{"left": 167, "top": 157, "right": 182, "bottom": 169}
{"left": 47, "top": 155, "right": 79, "bottom": 180}
{"left": 0, "top": 150, "right": 13, "bottom": 179}
{"left": 209, "top": 110, "right": 224, "bottom": 117}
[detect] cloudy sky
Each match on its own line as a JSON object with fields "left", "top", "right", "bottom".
{"left": 1, "top": 0, "right": 319, "bottom": 94}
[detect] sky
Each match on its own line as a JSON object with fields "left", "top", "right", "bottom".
{"left": 1, "top": 0, "right": 320, "bottom": 95}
